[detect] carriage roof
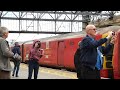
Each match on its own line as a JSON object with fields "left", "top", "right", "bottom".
{"left": 23, "top": 25, "right": 120, "bottom": 44}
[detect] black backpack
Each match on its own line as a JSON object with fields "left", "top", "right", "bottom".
{"left": 74, "top": 48, "right": 81, "bottom": 70}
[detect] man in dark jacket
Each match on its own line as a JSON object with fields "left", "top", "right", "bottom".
{"left": 12, "top": 42, "right": 21, "bottom": 77}
{"left": 78, "top": 24, "right": 114, "bottom": 79}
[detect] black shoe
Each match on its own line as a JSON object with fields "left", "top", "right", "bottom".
{"left": 16, "top": 75, "right": 19, "bottom": 77}
{"left": 12, "top": 74, "right": 14, "bottom": 76}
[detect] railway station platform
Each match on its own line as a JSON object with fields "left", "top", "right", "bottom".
{"left": 10, "top": 62, "right": 77, "bottom": 79}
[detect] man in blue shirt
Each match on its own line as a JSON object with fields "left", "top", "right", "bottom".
{"left": 79, "top": 24, "right": 115, "bottom": 79}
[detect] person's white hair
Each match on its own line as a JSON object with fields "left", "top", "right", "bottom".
{"left": 0, "top": 27, "right": 9, "bottom": 37}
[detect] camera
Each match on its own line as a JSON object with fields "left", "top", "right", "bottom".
{"left": 37, "top": 42, "right": 41, "bottom": 47}
{"left": 38, "top": 43, "right": 40, "bottom": 46}
{"left": 112, "top": 31, "right": 115, "bottom": 36}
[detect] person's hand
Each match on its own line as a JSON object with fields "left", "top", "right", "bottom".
{"left": 110, "top": 38, "right": 115, "bottom": 44}
{"left": 110, "top": 36, "right": 116, "bottom": 44}
{"left": 106, "top": 31, "right": 113, "bottom": 39}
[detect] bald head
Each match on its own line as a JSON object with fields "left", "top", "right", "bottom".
{"left": 85, "top": 24, "right": 96, "bottom": 32}
{"left": 85, "top": 24, "right": 96, "bottom": 38}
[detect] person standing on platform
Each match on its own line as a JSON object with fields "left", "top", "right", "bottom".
{"left": 78, "top": 24, "right": 115, "bottom": 79}
{"left": 28, "top": 40, "right": 43, "bottom": 79}
{"left": 0, "top": 27, "right": 19, "bottom": 79}
{"left": 12, "top": 42, "right": 21, "bottom": 77}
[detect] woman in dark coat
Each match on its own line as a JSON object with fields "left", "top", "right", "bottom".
{"left": 12, "top": 42, "right": 21, "bottom": 77}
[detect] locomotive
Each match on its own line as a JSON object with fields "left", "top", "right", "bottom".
{"left": 12, "top": 26, "right": 120, "bottom": 79}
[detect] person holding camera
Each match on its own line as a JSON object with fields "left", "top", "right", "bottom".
{"left": 12, "top": 42, "right": 21, "bottom": 77}
{"left": 28, "top": 40, "right": 43, "bottom": 79}
{"left": 78, "top": 24, "right": 115, "bottom": 79}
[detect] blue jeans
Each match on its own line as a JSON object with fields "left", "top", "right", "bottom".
{"left": 28, "top": 59, "right": 39, "bottom": 79}
{"left": 12, "top": 60, "right": 21, "bottom": 77}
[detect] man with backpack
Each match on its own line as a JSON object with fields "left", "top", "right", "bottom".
{"left": 74, "top": 24, "right": 115, "bottom": 79}
{"left": 12, "top": 42, "right": 21, "bottom": 77}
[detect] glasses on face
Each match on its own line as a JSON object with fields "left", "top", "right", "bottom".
{"left": 90, "top": 29, "right": 96, "bottom": 31}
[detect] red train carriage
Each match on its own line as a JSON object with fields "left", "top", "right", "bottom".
{"left": 112, "top": 30, "right": 120, "bottom": 79}
{"left": 20, "top": 26, "right": 120, "bottom": 79}
{"left": 22, "top": 32, "right": 86, "bottom": 68}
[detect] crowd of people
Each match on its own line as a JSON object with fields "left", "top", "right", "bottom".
{"left": 0, "top": 24, "right": 116, "bottom": 79}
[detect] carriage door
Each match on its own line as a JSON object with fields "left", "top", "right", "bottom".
{"left": 58, "top": 41, "right": 64, "bottom": 67}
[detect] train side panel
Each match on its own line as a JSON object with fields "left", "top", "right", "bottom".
{"left": 38, "top": 42, "right": 46, "bottom": 64}
{"left": 22, "top": 44, "right": 32, "bottom": 62}
{"left": 64, "top": 37, "right": 83, "bottom": 70}
{"left": 39, "top": 41, "right": 58, "bottom": 67}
